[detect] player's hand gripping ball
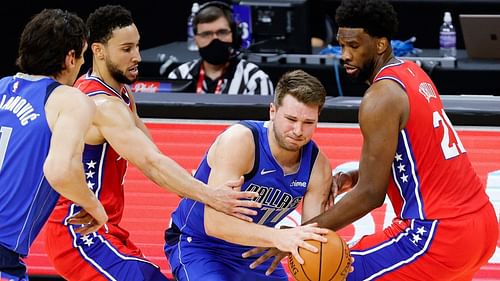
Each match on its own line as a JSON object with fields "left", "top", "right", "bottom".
{"left": 288, "top": 230, "right": 351, "bottom": 281}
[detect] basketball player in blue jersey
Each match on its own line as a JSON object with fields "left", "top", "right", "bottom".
{"left": 164, "top": 69, "right": 334, "bottom": 281}
{"left": 45, "top": 5, "right": 262, "bottom": 281}
{"left": 0, "top": 9, "right": 108, "bottom": 281}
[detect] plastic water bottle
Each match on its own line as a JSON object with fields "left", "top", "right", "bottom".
{"left": 439, "top": 11, "right": 456, "bottom": 57}
{"left": 187, "top": 2, "right": 199, "bottom": 51}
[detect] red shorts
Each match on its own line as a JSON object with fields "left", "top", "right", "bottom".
{"left": 45, "top": 222, "right": 168, "bottom": 281}
{"left": 348, "top": 203, "right": 498, "bottom": 281}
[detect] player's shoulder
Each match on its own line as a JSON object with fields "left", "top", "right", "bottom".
{"left": 213, "top": 122, "right": 255, "bottom": 150}
{"left": 221, "top": 122, "right": 254, "bottom": 140}
{"left": 313, "top": 150, "right": 332, "bottom": 173}
{"left": 49, "top": 84, "right": 90, "bottom": 105}
{"left": 363, "top": 79, "right": 407, "bottom": 111}
{"left": 91, "top": 93, "right": 130, "bottom": 118}
{"left": 208, "top": 122, "right": 256, "bottom": 162}
{"left": 45, "top": 85, "right": 95, "bottom": 123}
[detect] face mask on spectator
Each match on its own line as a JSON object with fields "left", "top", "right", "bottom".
{"left": 199, "top": 39, "right": 232, "bottom": 65}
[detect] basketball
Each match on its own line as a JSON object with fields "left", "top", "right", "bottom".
{"left": 288, "top": 230, "right": 351, "bottom": 281}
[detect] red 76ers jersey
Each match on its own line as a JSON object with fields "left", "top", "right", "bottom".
{"left": 49, "top": 72, "right": 131, "bottom": 235}
{"left": 373, "top": 60, "right": 489, "bottom": 220}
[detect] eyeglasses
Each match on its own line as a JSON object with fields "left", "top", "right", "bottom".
{"left": 196, "top": 29, "right": 232, "bottom": 40}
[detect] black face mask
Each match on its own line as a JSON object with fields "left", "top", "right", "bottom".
{"left": 198, "top": 39, "right": 232, "bottom": 65}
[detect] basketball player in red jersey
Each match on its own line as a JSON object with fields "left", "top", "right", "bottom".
{"left": 45, "top": 5, "right": 259, "bottom": 281}
{"left": 244, "top": 0, "right": 498, "bottom": 280}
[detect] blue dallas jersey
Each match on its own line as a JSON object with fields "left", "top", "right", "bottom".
{"left": 170, "top": 120, "right": 319, "bottom": 257}
{"left": 0, "top": 73, "right": 60, "bottom": 256}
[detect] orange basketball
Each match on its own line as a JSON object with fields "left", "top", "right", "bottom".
{"left": 288, "top": 230, "right": 351, "bottom": 281}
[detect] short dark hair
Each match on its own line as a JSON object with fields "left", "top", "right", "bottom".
{"left": 335, "top": 0, "right": 398, "bottom": 40}
{"left": 87, "top": 5, "right": 134, "bottom": 44}
{"left": 193, "top": 4, "right": 234, "bottom": 36}
{"left": 16, "top": 9, "right": 87, "bottom": 76}
{"left": 274, "top": 70, "right": 326, "bottom": 113}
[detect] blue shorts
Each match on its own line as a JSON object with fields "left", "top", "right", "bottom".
{"left": 164, "top": 224, "right": 288, "bottom": 281}
{"left": 0, "top": 244, "right": 28, "bottom": 281}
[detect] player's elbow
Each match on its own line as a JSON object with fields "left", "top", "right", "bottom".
{"left": 365, "top": 188, "right": 386, "bottom": 209}
{"left": 204, "top": 220, "right": 217, "bottom": 237}
{"left": 137, "top": 149, "right": 163, "bottom": 173}
{"left": 204, "top": 208, "right": 224, "bottom": 238}
{"left": 44, "top": 158, "right": 72, "bottom": 191}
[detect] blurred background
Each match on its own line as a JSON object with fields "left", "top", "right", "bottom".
{"left": 3, "top": 0, "right": 500, "bottom": 78}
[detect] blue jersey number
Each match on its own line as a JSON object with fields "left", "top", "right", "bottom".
{"left": 0, "top": 126, "right": 13, "bottom": 171}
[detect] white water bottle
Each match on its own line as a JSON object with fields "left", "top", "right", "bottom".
{"left": 439, "top": 11, "right": 456, "bottom": 57}
{"left": 187, "top": 2, "right": 199, "bottom": 51}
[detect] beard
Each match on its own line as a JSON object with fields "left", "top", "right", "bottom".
{"left": 342, "top": 58, "right": 376, "bottom": 83}
{"left": 106, "top": 60, "right": 137, "bottom": 85}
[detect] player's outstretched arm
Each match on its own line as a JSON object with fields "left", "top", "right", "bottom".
{"left": 301, "top": 151, "right": 333, "bottom": 222}
{"left": 305, "top": 80, "right": 407, "bottom": 231}
{"left": 92, "top": 96, "right": 259, "bottom": 220}
{"left": 202, "top": 175, "right": 262, "bottom": 222}
{"left": 44, "top": 86, "right": 108, "bottom": 235}
{"left": 207, "top": 208, "right": 328, "bottom": 263}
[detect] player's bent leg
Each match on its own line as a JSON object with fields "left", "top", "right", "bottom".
{"left": 347, "top": 204, "right": 498, "bottom": 281}
{"left": 165, "top": 240, "right": 288, "bottom": 281}
{"left": 46, "top": 222, "right": 168, "bottom": 281}
{"left": 448, "top": 271, "right": 475, "bottom": 281}
{"left": 137, "top": 262, "right": 171, "bottom": 281}
{"left": 166, "top": 251, "right": 234, "bottom": 281}
{"left": 165, "top": 239, "right": 232, "bottom": 281}
{"left": 167, "top": 252, "right": 287, "bottom": 281}
{"left": 46, "top": 222, "right": 108, "bottom": 281}
{"left": 347, "top": 219, "right": 440, "bottom": 281}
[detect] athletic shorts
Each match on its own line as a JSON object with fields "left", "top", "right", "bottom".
{"left": 348, "top": 203, "right": 498, "bottom": 281}
{"left": 45, "top": 222, "right": 169, "bottom": 281}
{"left": 0, "top": 244, "right": 28, "bottom": 281}
{"left": 164, "top": 223, "right": 288, "bottom": 281}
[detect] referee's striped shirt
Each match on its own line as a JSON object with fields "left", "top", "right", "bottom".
{"left": 168, "top": 58, "right": 274, "bottom": 95}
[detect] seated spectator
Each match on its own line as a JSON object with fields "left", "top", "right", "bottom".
{"left": 168, "top": 1, "right": 273, "bottom": 95}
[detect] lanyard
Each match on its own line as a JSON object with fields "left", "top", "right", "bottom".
{"left": 196, "top": 65, "right": 224, "bottom": 94}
